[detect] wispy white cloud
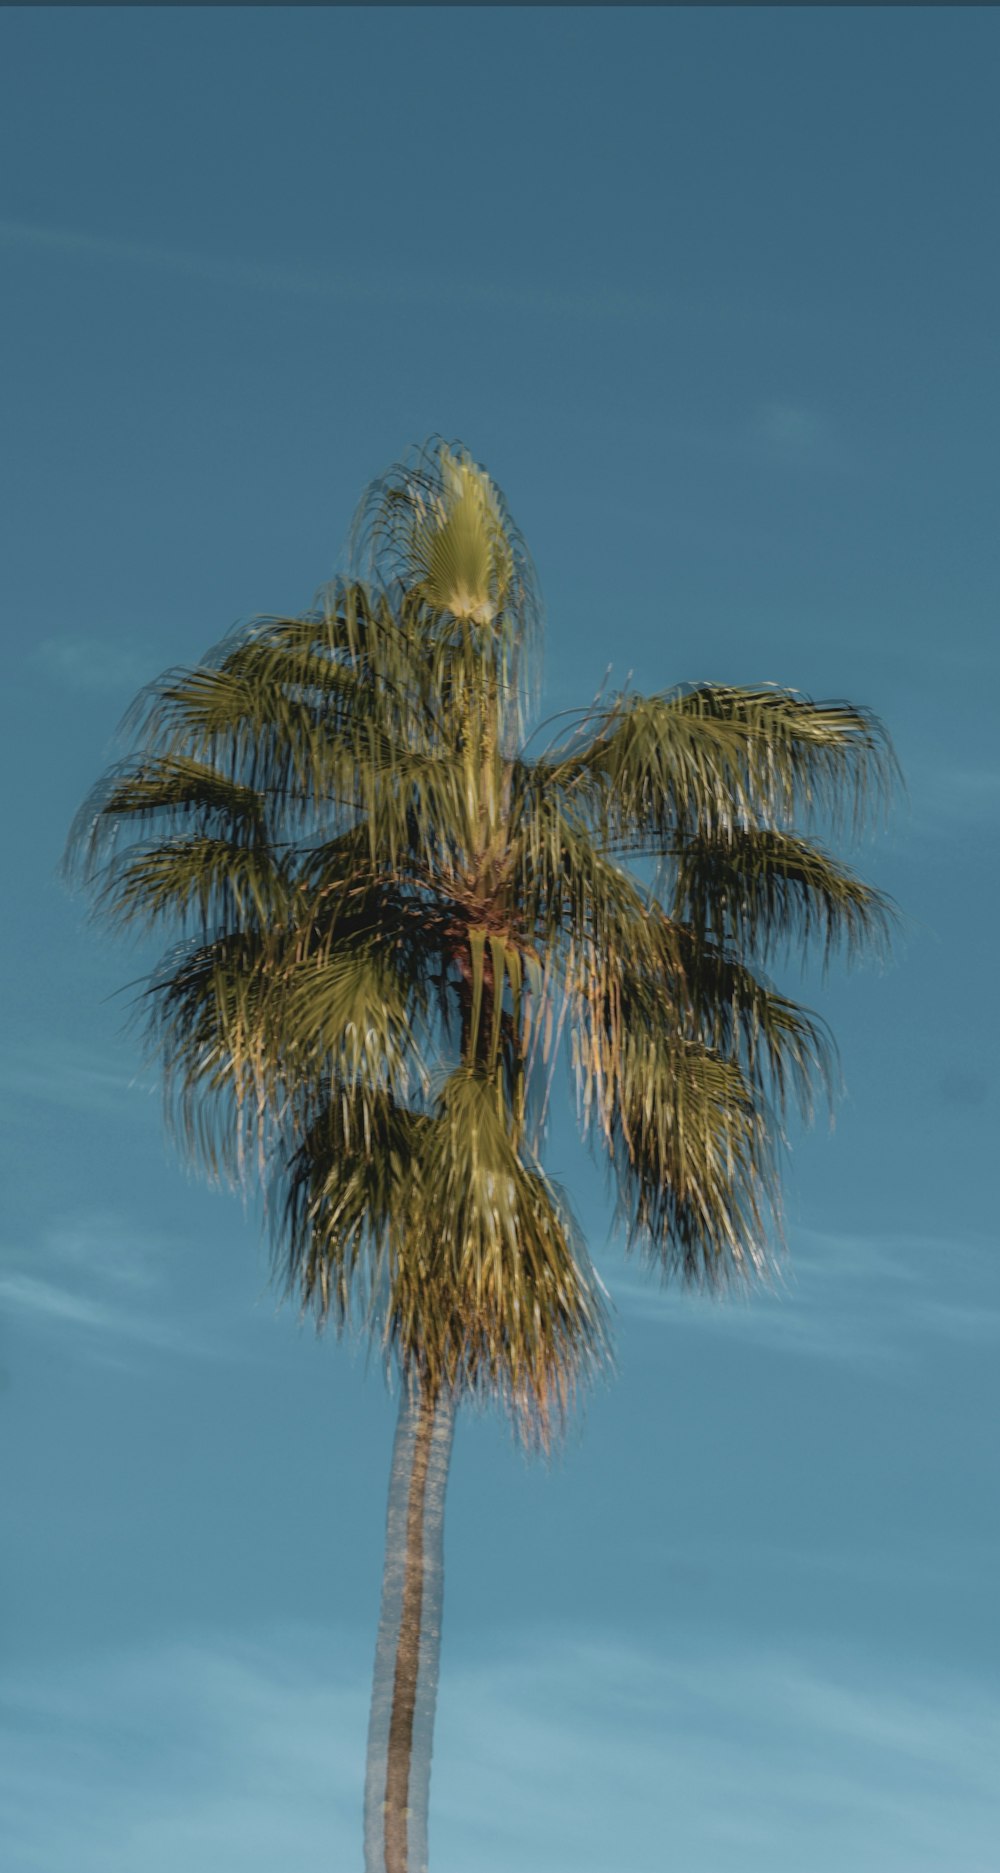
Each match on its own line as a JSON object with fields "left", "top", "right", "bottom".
{"left": 906, "top": 764, "right": 1000, "bottom": 837}
{"left": 2, "top": 1623, "right": 996, "bottom": 1873}
{"left": 607, "top": 1226, "right": 1000, "bottom": 1367}
{"left": 0, "top": 1042, "right": 154, "bottom": 1119}
{"left": 0, "top": 215, "right": 663, "bottom": 324}
{"left": 34, "top": 634, "right": 163, "bottom": 695}
{"left": 0, "top": 1630, "right": 366, "bottom": 1873}
{"left": 0, "top": 213, "right": 382, "bottom": 302}
{"left": 439, "top": 1630, "right": 1000, "bottom": 1871}
{"left": 668, "top": 400, "right": 852, "bottom": 476}
{"left": 0, "top": 1214, "right": 231, "bottom": 1363}
{"left": 1, "top": 1271, "right": 148, "bottom": 1335}
{"left": 755, "top": 399, "right": 828, "bottom": 452}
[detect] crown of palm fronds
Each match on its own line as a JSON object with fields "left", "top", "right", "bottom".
{"left": 66, "top": 437, "right": 897, "bottom": 1446}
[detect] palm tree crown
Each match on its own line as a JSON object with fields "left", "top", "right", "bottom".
{"left": 69, "top": 437, "right": 895, "bottom": 1439}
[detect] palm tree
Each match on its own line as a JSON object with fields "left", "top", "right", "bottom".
{"left": 67, "top": 439, "right": 896, "bottom": 1872}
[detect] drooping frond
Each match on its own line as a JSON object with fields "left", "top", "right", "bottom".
{"left": 569, "top": 919, "right": 776, "bottom": 1284}
{"left": 544, "top": 683, "right": 899, "bottom": 844}
{"left": 673, "top": 933, "right": 838, "bottom": 1128}
{"left": 270, "top": 918, "right": 431, "bottom": 1104}
{"left": 611, "top": 1027, "right": 771, "bottom": 1284}
{"left": 278, "top": 1068, "right": 611, "bottom": 1447}
{"left": 67, "top": 755, "right": 270, "bottom": 886}
{"left": 509, "top": 769, "right": 655, "bottom": 944}
{"left": 98, "top": 836, "right": 290, "bottom": 937}
{"left": 140, "top": 928, "right": 281, "bottom": 1183}
{"left": 108, "top": 593, "right": 530, "bottom": 884}
{"left": 671, "top": 825, "right": 896, "bottom": 968}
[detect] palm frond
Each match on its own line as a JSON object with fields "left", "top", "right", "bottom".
{"left": 96, "top": 835, "right": 289, "bottom": 936}
{"left": 544, "top": 683, "right": 898, "bottom": 844}
{"left": 125, "top": 584, "right": 449, "bottom": 829}
{"left": 278, "top": 1070, "right": 611, "bottom": 1447}
{"left": 571, "top": 957, "right": 774, "bottom": 1284}
{"left": 66, "top": 756, "right": 268, "bottom": 886}
{"left": 275, "top": 932, "right": 430, "bottom": 1104}
{"left": 141, "top": 929, "right": 281, "bottom": 1184}
{"left": 612, "top": 1031, "right": 772, "bottom": 1284}
{"left": 675, "top": 934, "right": 838, "bottom": 1127}
{"left": 671, "top": 826, "right": 896, "bottom": 967}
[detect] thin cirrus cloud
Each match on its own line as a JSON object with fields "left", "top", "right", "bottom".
{"left": 754, "top": 399, "right": 829, "bottom": 455}
{"left": 1, "top": 1622, "right": 996, "bottom": 1873}
{"left": 0, "top": 214, "right": 664, "bottom": 324}
{"left": 0, "top": 1041, "right": 154, "bottom": 1120}
{"left": 436, "top": 1631, "right": 1000, "bottom": 1871}
{"left": 0, "top": 1630, "right": 367, "bottom": 1873}
{"left": 909, "top": 763, "right": 1000, "bottom": 835}
{"left": 0, "top": 1215, "right": 227, "bottom": 1363}
{"left": 0, "top": 1268, "right": 208, "bottom": 1367}
{"left": 666, "top": 401, "right": 850, "bottom": 475}
{"left": 34, "top": 633, "right": 168, "bottom": 696}
{"left": 606, "top": 1225, "right": 1000, "bottom": 1367}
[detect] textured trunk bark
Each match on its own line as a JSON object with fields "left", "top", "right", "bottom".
{"left": 364, "top": 1380, "right": 455, "bottom": 1873}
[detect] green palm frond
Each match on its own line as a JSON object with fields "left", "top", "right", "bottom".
{"left": 278, "top": 1086, "right": 412, "bottom": 1328}
{"left": 123, "top": 638, "right": 501, "bottom": 882}
{"left": 570, "top": 934, "right": 774, "bottom": 1283}
{"left": 409, "top": 448, "right": 513, "bottom": 626}
{"left": 128, "top": 586, "right": 445, "bottom": 825}
{"left": 548, "top": 691, "right": 757, "bottom": 840}
{"left": 276, "top": 932, "right": 430, "bottom": 1102}
{"left": 505, "top": 780, "right": 690, "bottom": 1042}
{"left": 675, "top": 938, "right": 838, "bottom": 1126}
{"left": 399, "top": 1068, "right": 611, "bottom": 1439}
{"left": 141, "top": 929, "right": 280, "bottom": 1183}
{"left": 279, "top": 1068, "right": 611, "bottom": 1446}
{"left": 610, "top": 1030, "right": 771, "bottom": 1283}
{"left": 667, "top": 685, "right": 898, "bottom": 831}
{"left": 545, "top": 683, "right": 898, "bottom": 844}
{"left": 98, "top": 835, "right": 289, "bottom": 935}
{"left": 67, "top": 756, "right": 269, "bottom": 884}
{"left": 671, "top": 826, "right": 896, "bottom": 967}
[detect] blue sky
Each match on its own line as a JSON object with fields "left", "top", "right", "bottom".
{"left": 2, "top": 8, "right": 998, "bottom": 1870}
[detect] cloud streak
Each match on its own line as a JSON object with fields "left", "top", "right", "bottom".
{"left": 907, "top": 764, "right": 1000, "bottom": 837}
{"left": 0, "top": 1042, "right": 153, "bottom": 1120}
{"left": 0, "top": 215, "right": 665, "bottom": 324}
{"left": 0, "top": 1214, "right": 233, "bottom": 1363}
{"left": 34, "top": 634, "right": 167, "bottom": 695}
{"left": 666, "top": 400, "right": 853, "bottom": 476}
{"left": 2, "top": 1623, "right": 996, "bottom": 1873}
{"left": 607, "top": 1225, "right": 1000, "bottom": 1368}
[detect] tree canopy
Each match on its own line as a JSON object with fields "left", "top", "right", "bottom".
{"left": 68, "top": 438, "right": 897, "bottom": 1446}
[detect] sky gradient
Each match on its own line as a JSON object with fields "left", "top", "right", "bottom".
{"left": 2, "top": 9, "right": 998, "bottom": 1871}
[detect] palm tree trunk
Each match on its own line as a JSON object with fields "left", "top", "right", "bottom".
{"left": 364, "top": 1378, "right": 455, "bottom": 1873}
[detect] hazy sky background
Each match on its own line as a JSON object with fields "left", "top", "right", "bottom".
{"left": 2, "top": 9, "right": 998, "bottom": 1871}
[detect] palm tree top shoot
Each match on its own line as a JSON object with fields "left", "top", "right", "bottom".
{"left": 67, "top": 438, "right": 897, "bottom": 1871}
